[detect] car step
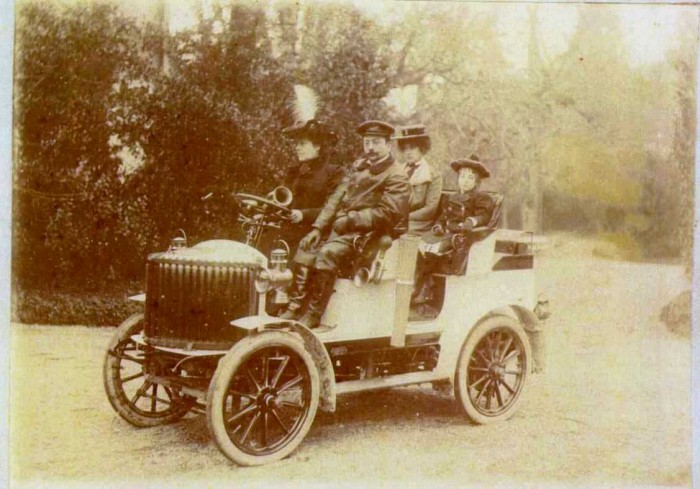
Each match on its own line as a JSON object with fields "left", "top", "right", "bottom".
{"left": 335, "top": 370, "right": 448, "bottom": 395}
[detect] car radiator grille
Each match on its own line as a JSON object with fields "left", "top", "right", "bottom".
{"left": 144, "top": 259, "right": 258, "bottom": 349}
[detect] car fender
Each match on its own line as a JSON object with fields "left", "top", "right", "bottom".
{"left": 509, "top": 305, "right": 546, "bottom": 373}
{"left": 435, "top": 287, "right": 540, "bottom": 378}
{"left": 230, "top": 316, "right": 336, "bottom": 412}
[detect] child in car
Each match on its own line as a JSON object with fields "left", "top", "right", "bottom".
{"left": 412, "top": 155, "right": 494, "bottom": 317}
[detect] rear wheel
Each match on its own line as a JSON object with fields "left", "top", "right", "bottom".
{"left": 207, "top": 331, "right": 319, "bottom": 466}
{"left": 454, "top": 315, "right": 530, "bottom": 424}
{"left": 103, "top": 313, "right": 195, "bottom": 427}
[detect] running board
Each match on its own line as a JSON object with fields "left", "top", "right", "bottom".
{"left": 335, "top": 370, "right": 448, "bottom": 395}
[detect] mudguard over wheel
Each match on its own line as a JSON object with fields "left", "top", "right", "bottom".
{"left": 454, "top": 315, "right": 531, "bottom": 424}
{"left": 103, "top": 313, "right": 195, "bottom": 427}
{"left": 206, "top": 331, "right": 319, "bottom": 466}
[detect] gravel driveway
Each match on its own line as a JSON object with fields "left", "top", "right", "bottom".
{"left": 8, "top": 247, "right": 692, "bottom": 488}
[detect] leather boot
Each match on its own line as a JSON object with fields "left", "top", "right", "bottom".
{"left": 299, "top": 269, "right": 336, "bottom": 329}
{"left": 279, "top": 265, "right": 312, "bottom": 320}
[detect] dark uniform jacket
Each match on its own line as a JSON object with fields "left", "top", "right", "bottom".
{"left": 435, "top": 190, "right": 494, "bottom": 231}
{"left": 417, "top": 189, "right": 495, "bottom": 276}
{"left": 283, "top": 156, "right": 344, "bottom": 249}
{"left": 313, "top": 153, "right": 410, "bottom": 237}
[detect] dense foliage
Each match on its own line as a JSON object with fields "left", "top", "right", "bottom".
{"left": 15, "top": 2, "right": 145, "bottom": 291}
{"left": 14, "top": 1, "right": 394, "bottom": 296}
{"left": 13, "top": 1, "right": 696, "bottom": 323}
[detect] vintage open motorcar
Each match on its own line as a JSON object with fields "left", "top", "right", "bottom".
{"left": 103, "top": 186, "right": 549, "bottom": 466}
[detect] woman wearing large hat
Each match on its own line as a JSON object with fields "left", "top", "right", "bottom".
{"left": 281, "top": 119, "right": 343, "bottom": 235}
{"left": 277, "top": 118, "right": 344, "bottom": 319}
{"left": 394, "top": 124, "right": 443, "bottom": 233}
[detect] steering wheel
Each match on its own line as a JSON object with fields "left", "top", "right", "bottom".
{"left": 234, "top": 192, "right": 293, "bottom": 221}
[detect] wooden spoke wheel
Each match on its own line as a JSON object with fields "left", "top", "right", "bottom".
{"left": 207, "top": 331, "right": 319, "bottom": 466}
{"left": 455, "top": 315, "right": 531, "bottom": 424}
{"left": 103, "top": 314, "right": 195, "bottom": 427}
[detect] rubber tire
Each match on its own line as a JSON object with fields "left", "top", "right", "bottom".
{"left": 454, "top": 315, "right": 531, "bottom": 425}
{"left": 206, "top": 331, "right": 320, "bottom": 466}
{"left": 103, "top": 313, "right": 195, "bottom": 427}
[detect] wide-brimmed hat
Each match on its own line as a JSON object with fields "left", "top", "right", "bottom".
{"left": 449, "top": 154, "right": 490, "bottom": 178}
{"left": 282, "top": 119, "right": 338, "bottom": 145}
{"left": 356, "top": 120, "right": 395, "bottom": 138}
{"left": 393, "top": 124, "right": 430, "bottom": 143}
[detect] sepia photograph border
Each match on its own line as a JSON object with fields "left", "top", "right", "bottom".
{"left": 1, "top": 0, "right": 699, "bottom": 488}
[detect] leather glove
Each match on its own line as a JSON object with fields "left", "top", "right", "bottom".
{"left": 446, "top": 220, "right": 462, "bottom": 233}
{"left": 290, "top": 209, "right": 303, "bottom": 223}
{"left": 333, "top": 216, "right": 352, "bottom": 235}
{"left": 447, "top": 219, "right": 474, "bottom": 233}
{"left": 300, "top": 228, "right": 321, "bottom": 251}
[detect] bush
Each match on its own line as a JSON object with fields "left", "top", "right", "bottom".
{"left": 14, "top": 2, "right": 149, "bottom": 291}
{"left": 591, "top": 232, "right": 643, "bottom": 261}
{"left": 13, "top": 287, "right": 143, "bottom": 326}
{"left": 13, "top": 1, "right": 397, "bottom": 324}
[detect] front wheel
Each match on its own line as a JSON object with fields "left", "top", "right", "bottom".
{"left": 454, "top": 315, "right": 531, "bottom": 424}
{"left": 103, "top": 313, "right": 195, "bottom": 427}
{"left": 206, "top": 331, "right": 319, "bottom": 466}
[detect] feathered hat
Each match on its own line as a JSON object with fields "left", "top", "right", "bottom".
{"left": 282, "top": 85, "right": 337, "bottom": 145}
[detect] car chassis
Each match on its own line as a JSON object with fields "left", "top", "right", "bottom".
{"left": 103, "top": 188, "right": 549, "bottom": 466}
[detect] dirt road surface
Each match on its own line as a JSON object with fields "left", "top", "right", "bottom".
{"left": 9, "top": 239, "right": 692, "bottom": 488}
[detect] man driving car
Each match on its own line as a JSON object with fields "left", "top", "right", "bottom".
{"left": 279, "top": 120, "right": 410, "bottom": 328}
